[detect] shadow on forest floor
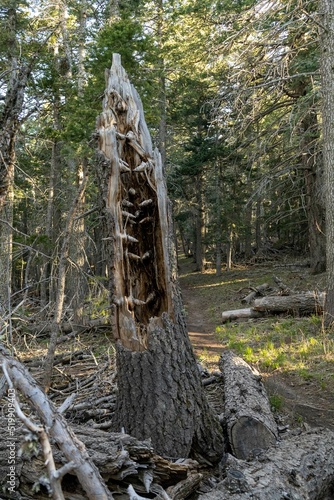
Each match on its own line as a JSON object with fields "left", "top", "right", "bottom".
{"left": 178, "top": 254, "right": 334, "bottom": 431}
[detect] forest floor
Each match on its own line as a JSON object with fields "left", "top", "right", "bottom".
{"left": 179, "top": 254, "right": 334, "bottom": 431}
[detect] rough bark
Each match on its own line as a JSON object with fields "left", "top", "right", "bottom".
{"left": 320, "top": 0, "right": 334, "bottom": 326}
{"left": 0, "top": 413, "right": 195, "bottom": 499}
{"left": 0, "top": 8, "right": 32, "bottom": 307}
{"left": 95, "top": 53, "right": 224, "bottom": 461}
{"left": 219, "top": 351, "right": 278, "bottom": 460}
{"left": 114, "top": 314, "right": 224, "bottom": 462}
{"left": 198, "top": 428, "right": 334, "bottom": 500}
{"left": 253, "top": 292, "right": 325, "bottom": 315}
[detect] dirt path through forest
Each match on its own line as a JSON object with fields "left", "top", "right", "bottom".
{"left": 181, "top": 280, "right": 223, "bottom": 369}
{"left": 179, "top": 258, "right": 334, "bottom": 431}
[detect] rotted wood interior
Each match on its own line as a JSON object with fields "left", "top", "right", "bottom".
{"left": 96, "top": 54, "right": 170, "bottom": 352}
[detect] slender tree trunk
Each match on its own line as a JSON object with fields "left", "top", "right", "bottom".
{"left": 0, "top": 7, "right": 31, "bottom": 318}
{"left": 215, "top": 163, "right": 223, "bottom": 276}
{"left": 95, "top": 54, "right": 224, "bottom": 460}
{"left": 244, "top": 202, "right": 253, "bottom": 259}
{"left": 255, "top": 198, "right": 262, "bottom": 252}
{"left": 68, "top": 161, "right": 88, "bottom": 324}
{"left": 195, "top": 174, "right": 205, "bottom": 272}
{"left": 226, "top": 227, "right": 233, "bottom": 271}
{"left": 320, "top": 0, "right": 334, "bottom": 326}
{"left": 301, "top": 112, "right": 325, "bottom": 274}
{"left": 43, "top": 174, "right": 87, "bottom": 391}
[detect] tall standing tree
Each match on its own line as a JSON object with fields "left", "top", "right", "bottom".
{"left": 96, "top": 54, "right": 225, "bottom": 460}
{"left": 320, "top": 0, "right": 334, "bottom": 325}
{"left": 0, "top": 2, "right": 33, "bottom": 313}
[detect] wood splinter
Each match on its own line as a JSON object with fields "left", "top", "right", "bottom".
{"left": 119, "top": 160, "right": 131, "bottom": 172}
{"left": 139, "top": 217, "right": 153, "bottom": 225}
{"left": 122, "top": 210, "right": 137, "bottom": 219}
{"left": 139, "top": 199, "right": 153, "bottom": 208}
{"left": 127, "top": 252, "right": 141, "bottom": 261}
{"left": 133, "top": 161, "right": 153, "bottom": 173}
{"left": 118, "top": 232, "right": 139, "bottom": 243}
{"left": 122, "top": 200, "right": 134, "bottom": 208}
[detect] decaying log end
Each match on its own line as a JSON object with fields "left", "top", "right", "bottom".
{"left": 97, "top": 54, "right": 175, "bottom": 353}
{"left": 219, "top": 350, "right": 278, "bottom": 460}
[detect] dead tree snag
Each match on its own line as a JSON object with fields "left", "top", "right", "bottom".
{"left": 95, "top": 54, "right": 224, "bottom": 461}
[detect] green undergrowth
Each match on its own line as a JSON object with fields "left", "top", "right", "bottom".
{"left": 178, "top": 255, "right": 332, "bottom": 389}
{"left": 215, "top": 316, "right": 334, "bottom": 388}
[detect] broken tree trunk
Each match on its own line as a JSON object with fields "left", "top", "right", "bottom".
{"left": 95, "top": 54, "right": 224, "bottom": 461}
{"left": 253, "top": 291, "right": 325, "bottom": 315}
{"left": 219, "top": 350, "right": 278, "bottom": 459}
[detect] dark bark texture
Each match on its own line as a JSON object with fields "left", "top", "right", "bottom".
{"left": 198, "top": 428, "right": 334, "bottom": 500}
{"left": 219, "top": 351, "right": 278, "bottom": 460}
{"left": 114, "top": 314, "right": 224, "bottom": 461}
{"left": 95, "top": 54, "right": 224, "bottom": 461}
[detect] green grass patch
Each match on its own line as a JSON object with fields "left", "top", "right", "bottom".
{"left": 215, "top": 315, "right": 334, "bottom": 382}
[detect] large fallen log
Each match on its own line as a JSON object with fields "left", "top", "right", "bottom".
{"left": 219, "top": 350, "right": 278, "bottom": 459}
{"left": 253, "top": 291, "right": 325, "bottom": 314}
{"left": 198, "top": 427, "right": 334, "bottom": 500}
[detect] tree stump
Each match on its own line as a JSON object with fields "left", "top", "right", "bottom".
{"left": 95, "top": 54, "right": 224, "bottom": 461}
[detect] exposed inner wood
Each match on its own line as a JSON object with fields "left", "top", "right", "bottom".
{"left": 96, "top": 54, "right": 171, "bottom": 352}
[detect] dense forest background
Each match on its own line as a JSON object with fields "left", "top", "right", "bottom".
{"left": 0, "top": 0, "right": 327, "bottom": 326}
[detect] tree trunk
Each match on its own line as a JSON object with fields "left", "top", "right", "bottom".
{"left": 43, "top": 173, "right": 87, "bottom": 391}
{"left": 0, "top": 7, "right": 31, "bottom": 310}
{"left": 95, "top": 53, "right": 224, "bottom": 461}
{"left": 320, "top": 0, "right": 334, "bottom": 326}
{"left": 199, "top": 428, "right": 334, "bottom": 500}
{"left": 221, "top": 308, "right": 265, "bottom": 323}
{"left": 219, "top": 351, "right": 278, "bottom": 460}
{"left": 195, "top": 174, "right": 205, "bottom": 272}
{"left": 301, "top": 108, "right": 326, "bottom": 274}
{"left": 253, "top": 292, "right": 325, "bottom": 315}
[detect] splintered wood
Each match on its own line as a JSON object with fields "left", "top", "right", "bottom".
{"left": 96, "top": 53, "right": 172, "bottom": 352}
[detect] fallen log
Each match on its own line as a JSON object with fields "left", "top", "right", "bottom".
{"left": 0, "top": 348, "right": 112, "bottom": 499}
{"left": 198, "top": 427, "right": 334, "bottom": 500}
{"left": 219, "top": 350, "right": 278, "bottom": 459}
{"left": 222, "top": 308, "right": 265, "bottom": 323}
{"left": 241, "top": 283, "right": 271, "bottom": 305}
{"left": 0, "top": 417, "right": 195, "bottom": 499}
{"left": 253, "top": 291, "right": 325, "bottom": 314}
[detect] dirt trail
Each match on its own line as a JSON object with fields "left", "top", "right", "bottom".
{"left": 179, "top": 259, "right": 334, "bottom": 431}
{"left": 181, "top": 284, "right": 223, "bottom": 369}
